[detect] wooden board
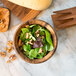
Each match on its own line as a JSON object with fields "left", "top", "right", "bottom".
{"left": 1, "top": 0, "right": 40, "bottom": 22}
{"left": 51, "top": 7, "right": 76, "bottom": 30}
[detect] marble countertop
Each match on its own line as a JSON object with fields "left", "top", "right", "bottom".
{"left": 0, "top": 0, "right": 76, "bottom": 76}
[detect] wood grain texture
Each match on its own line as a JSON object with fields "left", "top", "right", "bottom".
{"left": 1, "top": 0, "right": 40, "bottom": 22}
{"left": 14, "top": 19, "right": 57, "bottom": 64}
{"left": 0, "top": 8, "right": 10, "bottom": 32}
{"left": 51, "top": 7, "right": 76, "bottom": 30}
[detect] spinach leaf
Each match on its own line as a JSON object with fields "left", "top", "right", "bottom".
{"left": 20, "top": 28, "right": 29, "bottom": 41}
{"left": 38, "top": 27, "right": 54, "bottom": 49}
{"left": 37, "top": 53, "right": 44, "bottom": 59}
{"left": 28, "top": 56, "right": 34, "bottom": 59}
{"left": 42, "top": 37, "right": 46, "bottom": 44}
{"left": 29, "top": 24, "right": 36, "bottom": 28}
{"left": 20, "top": 33, "right": 26, "bottom": 41}
{"left": 45, "top": 30, "right": 53, "bottom": 47}
{"left": 48, "top": 45, "right": 54, "bottom": 51}
{"left": 21, "top": 28, "right": 29, "bottom": 33}
{"left": 28, "top": 48, "right": 40, "bottom": 59}
{"left": 29, "top": 49, "right": 38, "bottom": 58}
{"left": 23, "top": 44, "right": 31, "bottom": 51}
{"left": 32, "top": 25, "right": 41, "bottom": 36}
{"left": 43, "top": 43, "right": 53, "bottom": 52}
{"left": 40, "top": 31, "right": 45, "bottom": 36}
{"left": 22, "top": 44, "right": 31, "bottom": 56}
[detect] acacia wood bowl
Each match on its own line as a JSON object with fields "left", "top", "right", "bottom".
{"left": 14, "top": 19, "right": 58, "bottom": 64}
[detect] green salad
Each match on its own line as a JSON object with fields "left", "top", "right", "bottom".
{"left": 18, "top": 24, "right": 54, "bottom": 59}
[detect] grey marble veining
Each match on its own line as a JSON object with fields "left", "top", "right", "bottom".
{"left": 0, "top": 0, "right": 76, "bottom": 76}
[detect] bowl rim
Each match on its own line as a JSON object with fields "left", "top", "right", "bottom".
{"left": 13, "top": 19, "right": 58, "bottom": 64}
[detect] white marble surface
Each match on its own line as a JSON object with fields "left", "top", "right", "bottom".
{"left": 0, "top": 0, "right": 76, "bottom": 76}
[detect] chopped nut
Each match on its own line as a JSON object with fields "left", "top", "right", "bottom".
{"left": 0, "top": 19, "right": 3, "bottom": 24}
{"left": 36, "top": 34, "right": 39, "bottom": 37}
{"left": 9, "top": 54, "right": 16, "bottom": 61}
{"left": 27, "top": 39, "right": 33, "bottom": 45}
{"left": 6, "top": 60, "right": 11, "bottom": 63}
{"left": 35, "top": 30, "right": 40, "bottom": 34}
{"left": 7, "top": 41, "right": 13, "bottom": 46}
{"left": 39, "top": 48, "right": 43, "bottom": 53}
{"left": 35, "top": 30, "right": 40, "bottom": 37}
{"left": 25, "top": 25, "right": 29, "bottom": 28}
{"left": 0, "top": 52, "right": 6, "bottom": 57}
{"left": 25, "top": 33, "right": 29, "bottom": 39}
{"left": 0, "top": 24, "right": 5, "bottom": 29}
{"left": 5, "top": 47, "right": 8, "bottom": 51}
{"left": 18, "top": 39, "right": 22, "bottom": 46}
{"left": 7, "top": 47, "right": 13, "bottom": 53}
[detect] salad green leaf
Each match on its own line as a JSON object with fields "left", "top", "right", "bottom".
{"left": 38, "top": 27, "right": 54, "bottom": 49}
{"left": 29, "top": 49, "right": 38, "bottom": 58}
{"left": 21, "top": 28, "right": 29, "bottom": 33}
{"left": 29, "top": 33, "right": 36, "bottom": 41}
{"left": 29, "top": 24, "right": 36, "bottom": 28}
{"left": 19, "top": 24, "right": 54, "bottom": 59}
{"left": 20, "top": 33, "right": 26, "bottom": 41}
{"left": 44, "top": 30, "right": 53, "bottom": 47}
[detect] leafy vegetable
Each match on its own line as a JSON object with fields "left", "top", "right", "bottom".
{"left": 20, "top": 28, "right": 29, "bottom": 41}
{"left": 44, "top": 30, "right": 53, "bottom": 47}
{"left": 40, "top": 31, "right": 45, "bottom": 36}
{"left": 29, "top": 33, "right": 36, "bottom": 41}
{"left": 21, "top": 28, "right": 29, "bottom": 33}
{"left": 20, "top": 33, "right": 26, "bottom": 41}
{"left": 19, "top": 24, "right": 54, "bottom": 59}
{"left": 29, "top": 49, "right": 38, "bottom": 58}
{"left": 29, "top": 24, "right": 36, "bottom": 28}
{"left": 23, "top": 45, "right": 29, "bottom": 56}
{"left": 38, "top": 27, "right": 54, "bottom": 49}
{"left": 32, "top": 25, "right": 41, "bottom": 37}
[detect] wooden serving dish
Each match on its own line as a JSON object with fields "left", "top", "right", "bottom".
{"left": 14, "top": 19, "right": 57, "bottom": 64}
{"left": 0, "top": 7, "right": 10, "bottom": 32}
{"left": 1, "top": 0, "right": 40, "bottom": 22}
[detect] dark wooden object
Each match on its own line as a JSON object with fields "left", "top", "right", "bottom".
{"left": 51, "top": 7, "right": 76, "bottom": 30}
{"left": 1, "top": 0, "right": 40, "bottom": 22}
{"left": 14, "top": 19, "right": 58, "bottom": 64}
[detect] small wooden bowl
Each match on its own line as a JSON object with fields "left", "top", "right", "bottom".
{"left": 14, "top": 19, "right": 58, "bottom": 64}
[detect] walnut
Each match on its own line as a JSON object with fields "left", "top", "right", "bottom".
{"left": 25, "top": 33, "right": 29, "bottom": 39}
{"left": 27, "top": 39, "right": 33, "bottom": 45}
{"left": 0, "top": 52, "right": 6, "bottom": 57}
{"left": 6, "top": 60, "right": 11, "bottom": 63}
{"left": 0, "top": 24, "right": 5, "bottom": 29}
{"left": 39, "top": 48, "right": 43, "bottom": 53}
{"left": 0, "top": 19, "right": 3, "bottom": 24}
{"left": 35, "top": 30, "right": 40, "bottom": 37}
{"left": 9, "top": 54, "right": 16, "bottom": 61}
{"left": 7, "top": 41, "right": 13, "bottom": 46}
{"left": 36, "top": 34, "right": 39, "bottom": 37}
{"left": 35, "top": 30, "right": 40, "bottom": 34}
{"left": 7, "top": 47, "right": 13, "bottom": 53}
{"left": 25, "top": 25, "right": 29, "bottom": 28}
{"left": 5, "top": 47, "right": 7, "bottom": 50}
{"left": 18, "top": 39, "right": 22, "bottom": 46}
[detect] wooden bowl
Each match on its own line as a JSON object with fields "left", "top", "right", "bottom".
{"left": 14, "top": 19, "right": 58, "bottom": 64}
